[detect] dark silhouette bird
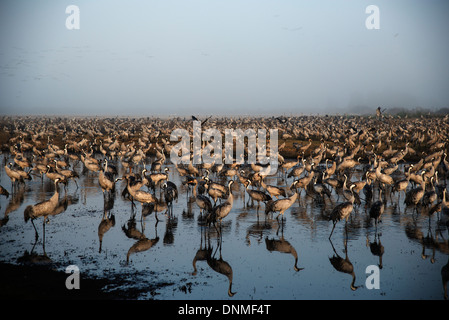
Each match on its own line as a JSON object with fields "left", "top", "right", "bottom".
{"left": 370, "top": 188, "right": 385, "bottom": 229}
{"left": 162, "top": 181, "right": 178, "bottom": 215}
{"left": 329, "top": 186, "right": 355, "bottom": 239}
{"left": 192, "top": 115, "right": 211, "bottom": 126}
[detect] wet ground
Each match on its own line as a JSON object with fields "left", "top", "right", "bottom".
{"left": 0, "top": 154, "right": 448, "bottom": 300}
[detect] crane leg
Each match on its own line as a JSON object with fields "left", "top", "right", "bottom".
{"left": 31, "top": 219, "right": 39, "bottom": 240}
{"left": 329, "top": 221, "right": 336, "bottom": 239}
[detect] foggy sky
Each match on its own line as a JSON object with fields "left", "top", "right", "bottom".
{"left": 1, "top": 0, "right": 448, "bottom": 116}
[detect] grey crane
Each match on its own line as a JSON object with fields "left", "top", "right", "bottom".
{"left": 265, "top": 180, "right": 299, "bottom": 222}
{"left": 192, "top": 179, "right": 212, "bottom": 217}
{"left": 392, "top": 165, "right": 412, "bottom": 202}
{"left": 329, "top": 185, "right": 356, "bottom": 239}
{"left": 24, "top": 178, "right": 61, "bottom": 240}
{"left": 208, "top": 180, "right": 235, "bottom": 232}
{"left": 404, "top": 180, "right": 426, "bottom": 213}
{"left": 54, "top": 159, "right": 79, "bottom": 188}
{"left": 99, "top": 159, "right": 117, "bottom": 196}
{"left": 123, "top": 176, "right": 159, "bottom": 212}
{"left": 422, "top": 176, "right": 437, "bottom": 207}
{"left": 245, "top": 179, "right": 272, "bottom": 213}
{"left": 5, "top": 162, "right": 25, "bottom": 188}
{"left": 45, "top": 165, "right": 67, "bottom": 185}
{"left": 370, "top": 188, "right": 385, "bottom": 229}
{"left": 260, "top": 177, "right": 286, "bottom": 199}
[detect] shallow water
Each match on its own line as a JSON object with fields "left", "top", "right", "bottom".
{"left": 0, "top": 155, "right": 448, "bottom": 300}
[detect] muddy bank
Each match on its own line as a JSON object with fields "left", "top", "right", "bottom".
{"left": 0, "top": 262, "right": 169, "bottom": 300}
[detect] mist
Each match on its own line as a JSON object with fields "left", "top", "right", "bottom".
{"left": 1, "top": 0, "right": 448, "bottom": 116}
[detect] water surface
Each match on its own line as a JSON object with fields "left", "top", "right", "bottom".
{"left": 0, "top": 155, "right": 447, "bottom": 300}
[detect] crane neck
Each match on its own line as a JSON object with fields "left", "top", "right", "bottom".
{"left": 193, "top": 181, "right": 198, "bottom": 197}
{"left": 350, "top": 272, "right": 359, "bottom": 291}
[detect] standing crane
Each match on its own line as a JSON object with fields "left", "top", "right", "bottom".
{"left": 24, "top": 178, "right": 61, "bottom": 240}
{"left": 208, "top": 180, "right": 235, "bottom": 233}
{"left": 370, "top": 188, "right": 385, "bottom": 230}
{"left": 404, "top": 180, "right": 426, "bottom": 214}
{"left": 245, "top": 179, "right": 272, "bottom": 214}
{"left": 265, "top": 180, "right": 299, "bottom": 222}
{"left": 329, "top": 184, "right": 356, "bottom": 239}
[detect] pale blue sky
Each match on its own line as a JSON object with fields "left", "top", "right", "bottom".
{"left": 1, "top": 0, "right": 448, "bottom": 116}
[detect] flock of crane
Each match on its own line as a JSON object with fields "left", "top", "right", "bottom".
{"left": 1, "top": 114, "right": 449, "bottom": 245}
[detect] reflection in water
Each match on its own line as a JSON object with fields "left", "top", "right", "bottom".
{"left": 122, "top": 217, "right": 146, "bottom": 240}
{"left": 366, "top": 232, "right": 384, "bottom": 269}
{"left": 163, "top": 214, "right": 177, "bottom": 245}
{"left": 0, "top": 185, "right": 9, "bottom": 199}
{"left": 405, "top": 219, "right": 449, "bottom": 265}
{"left": 17, "top": 241, "right": 52, "bottom": 267}
{"left": 329, "top": 237, "right": 360, "bottom": 291}
{"left": 125, "top": 219, "right": 159, "bottom": 265}
{"left": 245, "top": 220, "right": 274, "bottom": 246}
{"left": 98, "top": 210, "right": 116, "bottom": 253}
{"left": 265, "top": 231, "right": 303, "bottom": 272}
{"left": 143, "top": 201, "right": 167, "bottom": 222}
{"left": 1, "top": 147, "right": 448, "bottom": 300}
{"left": 0, "top": 183, "right": 25, "bottom": 226}
{"left": 442, "top": 256, "right": 449, "bottom": 300}
{"left": 192, "top": 227, "right": 212, "bottom": 276}
{"left": 191, "top": 227, "right": 236, "bottom": 297}
{"left": 206, "top": 240, "right": 236, "bottom": 297}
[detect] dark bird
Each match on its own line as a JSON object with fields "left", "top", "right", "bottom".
{"left": 370, "top": 188, "right": 385, "bottom": 229}
{"left": 329, "top": 186, "right": 355, "bottom": 239}
{"left": 162, "top": 181, "right": 178, "bottom": 215}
